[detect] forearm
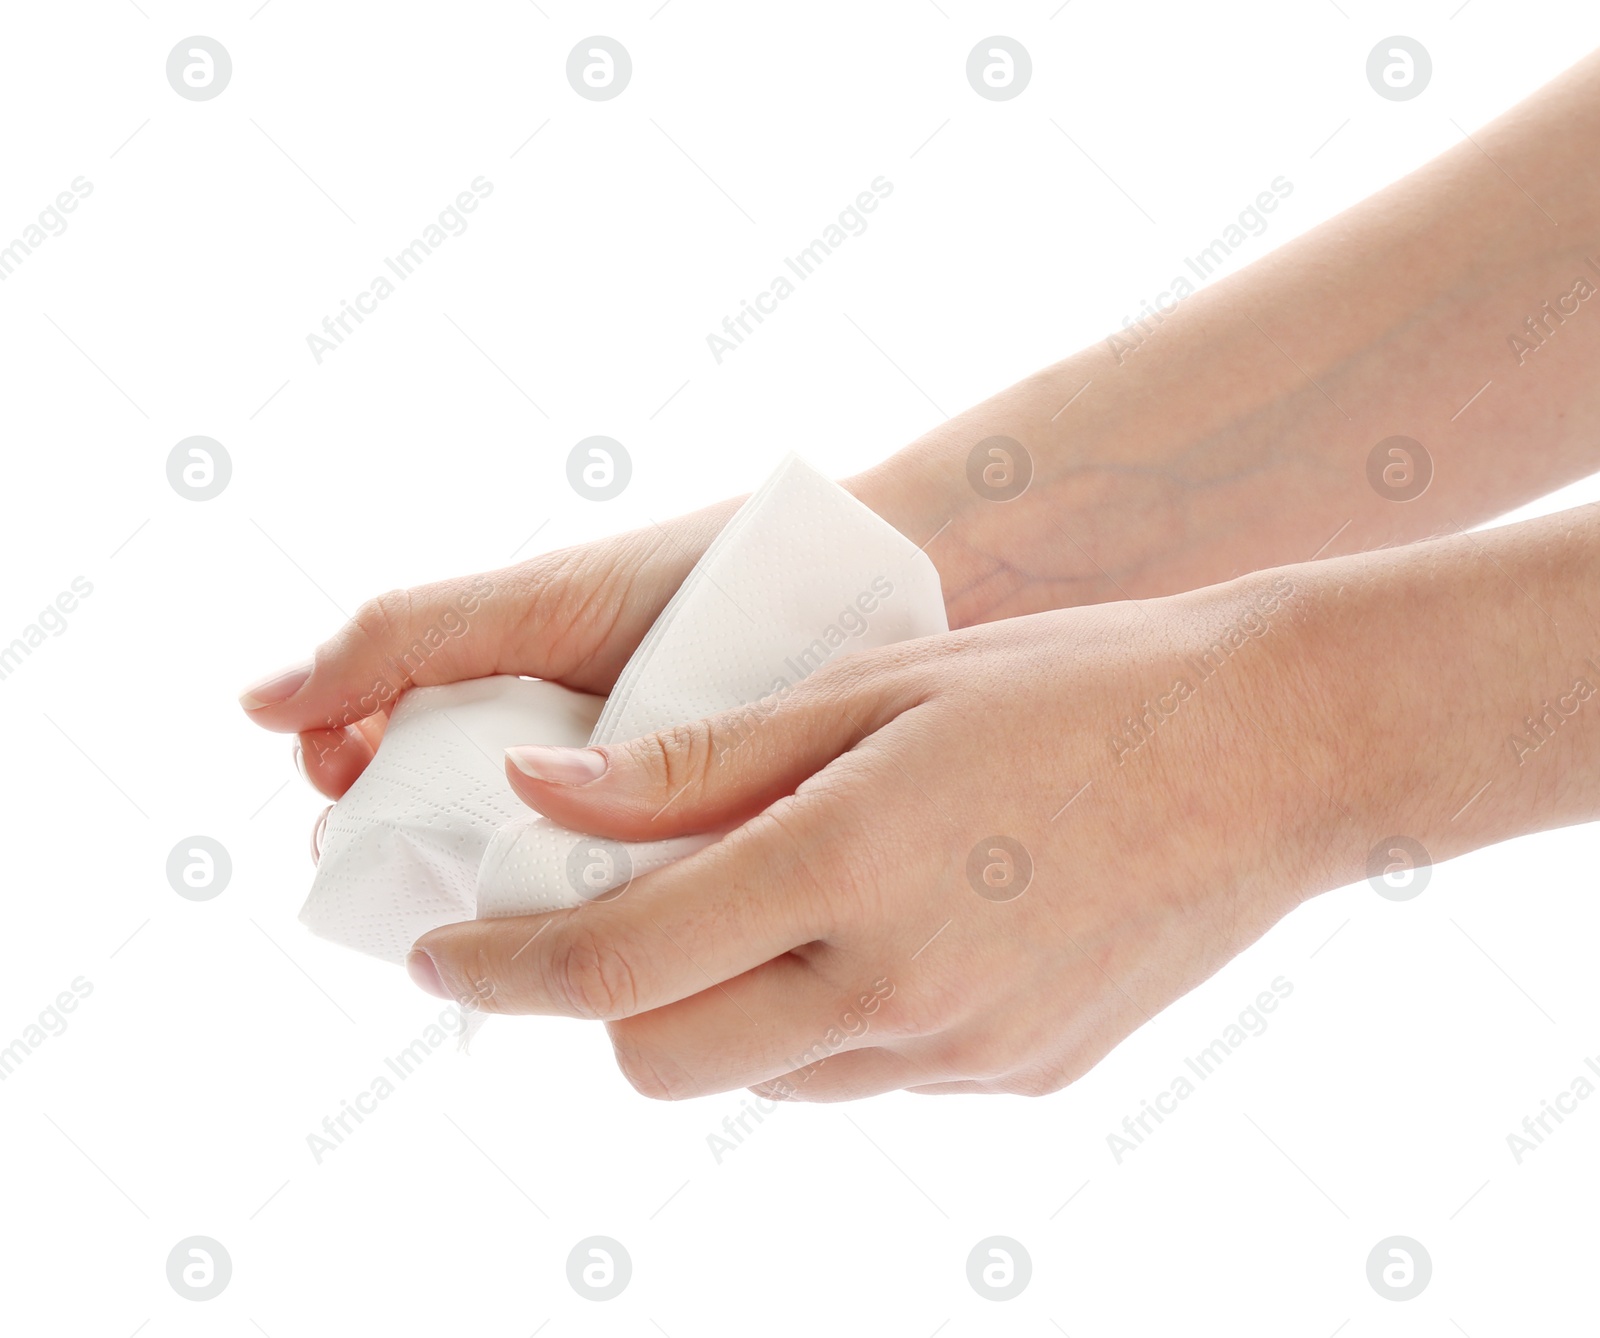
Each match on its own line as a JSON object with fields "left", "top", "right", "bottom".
{"left": 1256, "top": 501, "right": 1600, "bottom": 897}
{"left": 853, "top": 48, "right": 1600, "bottom": 628}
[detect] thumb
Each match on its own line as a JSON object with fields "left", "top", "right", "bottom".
{"left": 502, "top": 663, "right": 914, "bottom": 841}
{"left": 238, "top": 574, "right": 507, "bottom": 735}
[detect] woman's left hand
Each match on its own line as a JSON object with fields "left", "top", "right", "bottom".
{"left": 406, "top": 563, "right": 1334, "bottom": 1101}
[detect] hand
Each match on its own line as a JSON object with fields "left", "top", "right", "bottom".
{"left": 408, "top": 568, "right": 1322, "bottom": 1100}
{"left": 238, "top": 499, "right": 746, "bottom": 800}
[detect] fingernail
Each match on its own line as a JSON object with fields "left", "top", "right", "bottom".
{"left": 406, "top": 948, "right": 450, "bottom": 1000}
{"left": 239, "top": 660, "right": 313, "bottom": 710}
{"left": 506, "top": 744, "right": 608, "bottom": 785}
{"left": 292, "top": 742, "right": 308, "bottom": 782}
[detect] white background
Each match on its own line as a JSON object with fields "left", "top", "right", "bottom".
{"left": 2, "top": 1, "right": 1598, "bottom": 1333}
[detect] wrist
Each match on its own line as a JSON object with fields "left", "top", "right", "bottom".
{"left": 847, "top": 330, "right": 1363, "bottom": 629}
{"left": 843, "top": 349, "right": 1266, "bottom": 627}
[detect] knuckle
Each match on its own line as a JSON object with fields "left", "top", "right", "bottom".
{"left": 734, "top": 792, "right": 889, "bottom": 935}
{"left": 769, "top": 782, "right": 895, "bottom": 910}
{"left": 873, "top": 980, "right": 965, "bottom": 1043}
{"left": 446, "top": 966, "right": 491, "bottom": 1013}
{"left": 350, "top": 588, "right": 413, "bottom": 651}
{"left": 739, "top": 798, "right": 833, "bottom": 893}
{"left": 633, "top": 720, "right": 717, "bottom": 800}
{"left": 806, "top": 646, "right": 878, "bottom": 701}
{"left": 447, "top": 944, "right": 514, "bottom": 1015}
{"left": 712, "top": 696, "right": 778, "bottom": 763}
{"left": 544, "top": 924, "right": 642, "bottom": 1020}
{"left": 609, "top": 1028, "right": 695, "bottom": 1102}
{"left": 808, "top": 637, "right": 928, "bottom": 708}
{"left": 739, "top": 793, "right": 812, "bottom": 856}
